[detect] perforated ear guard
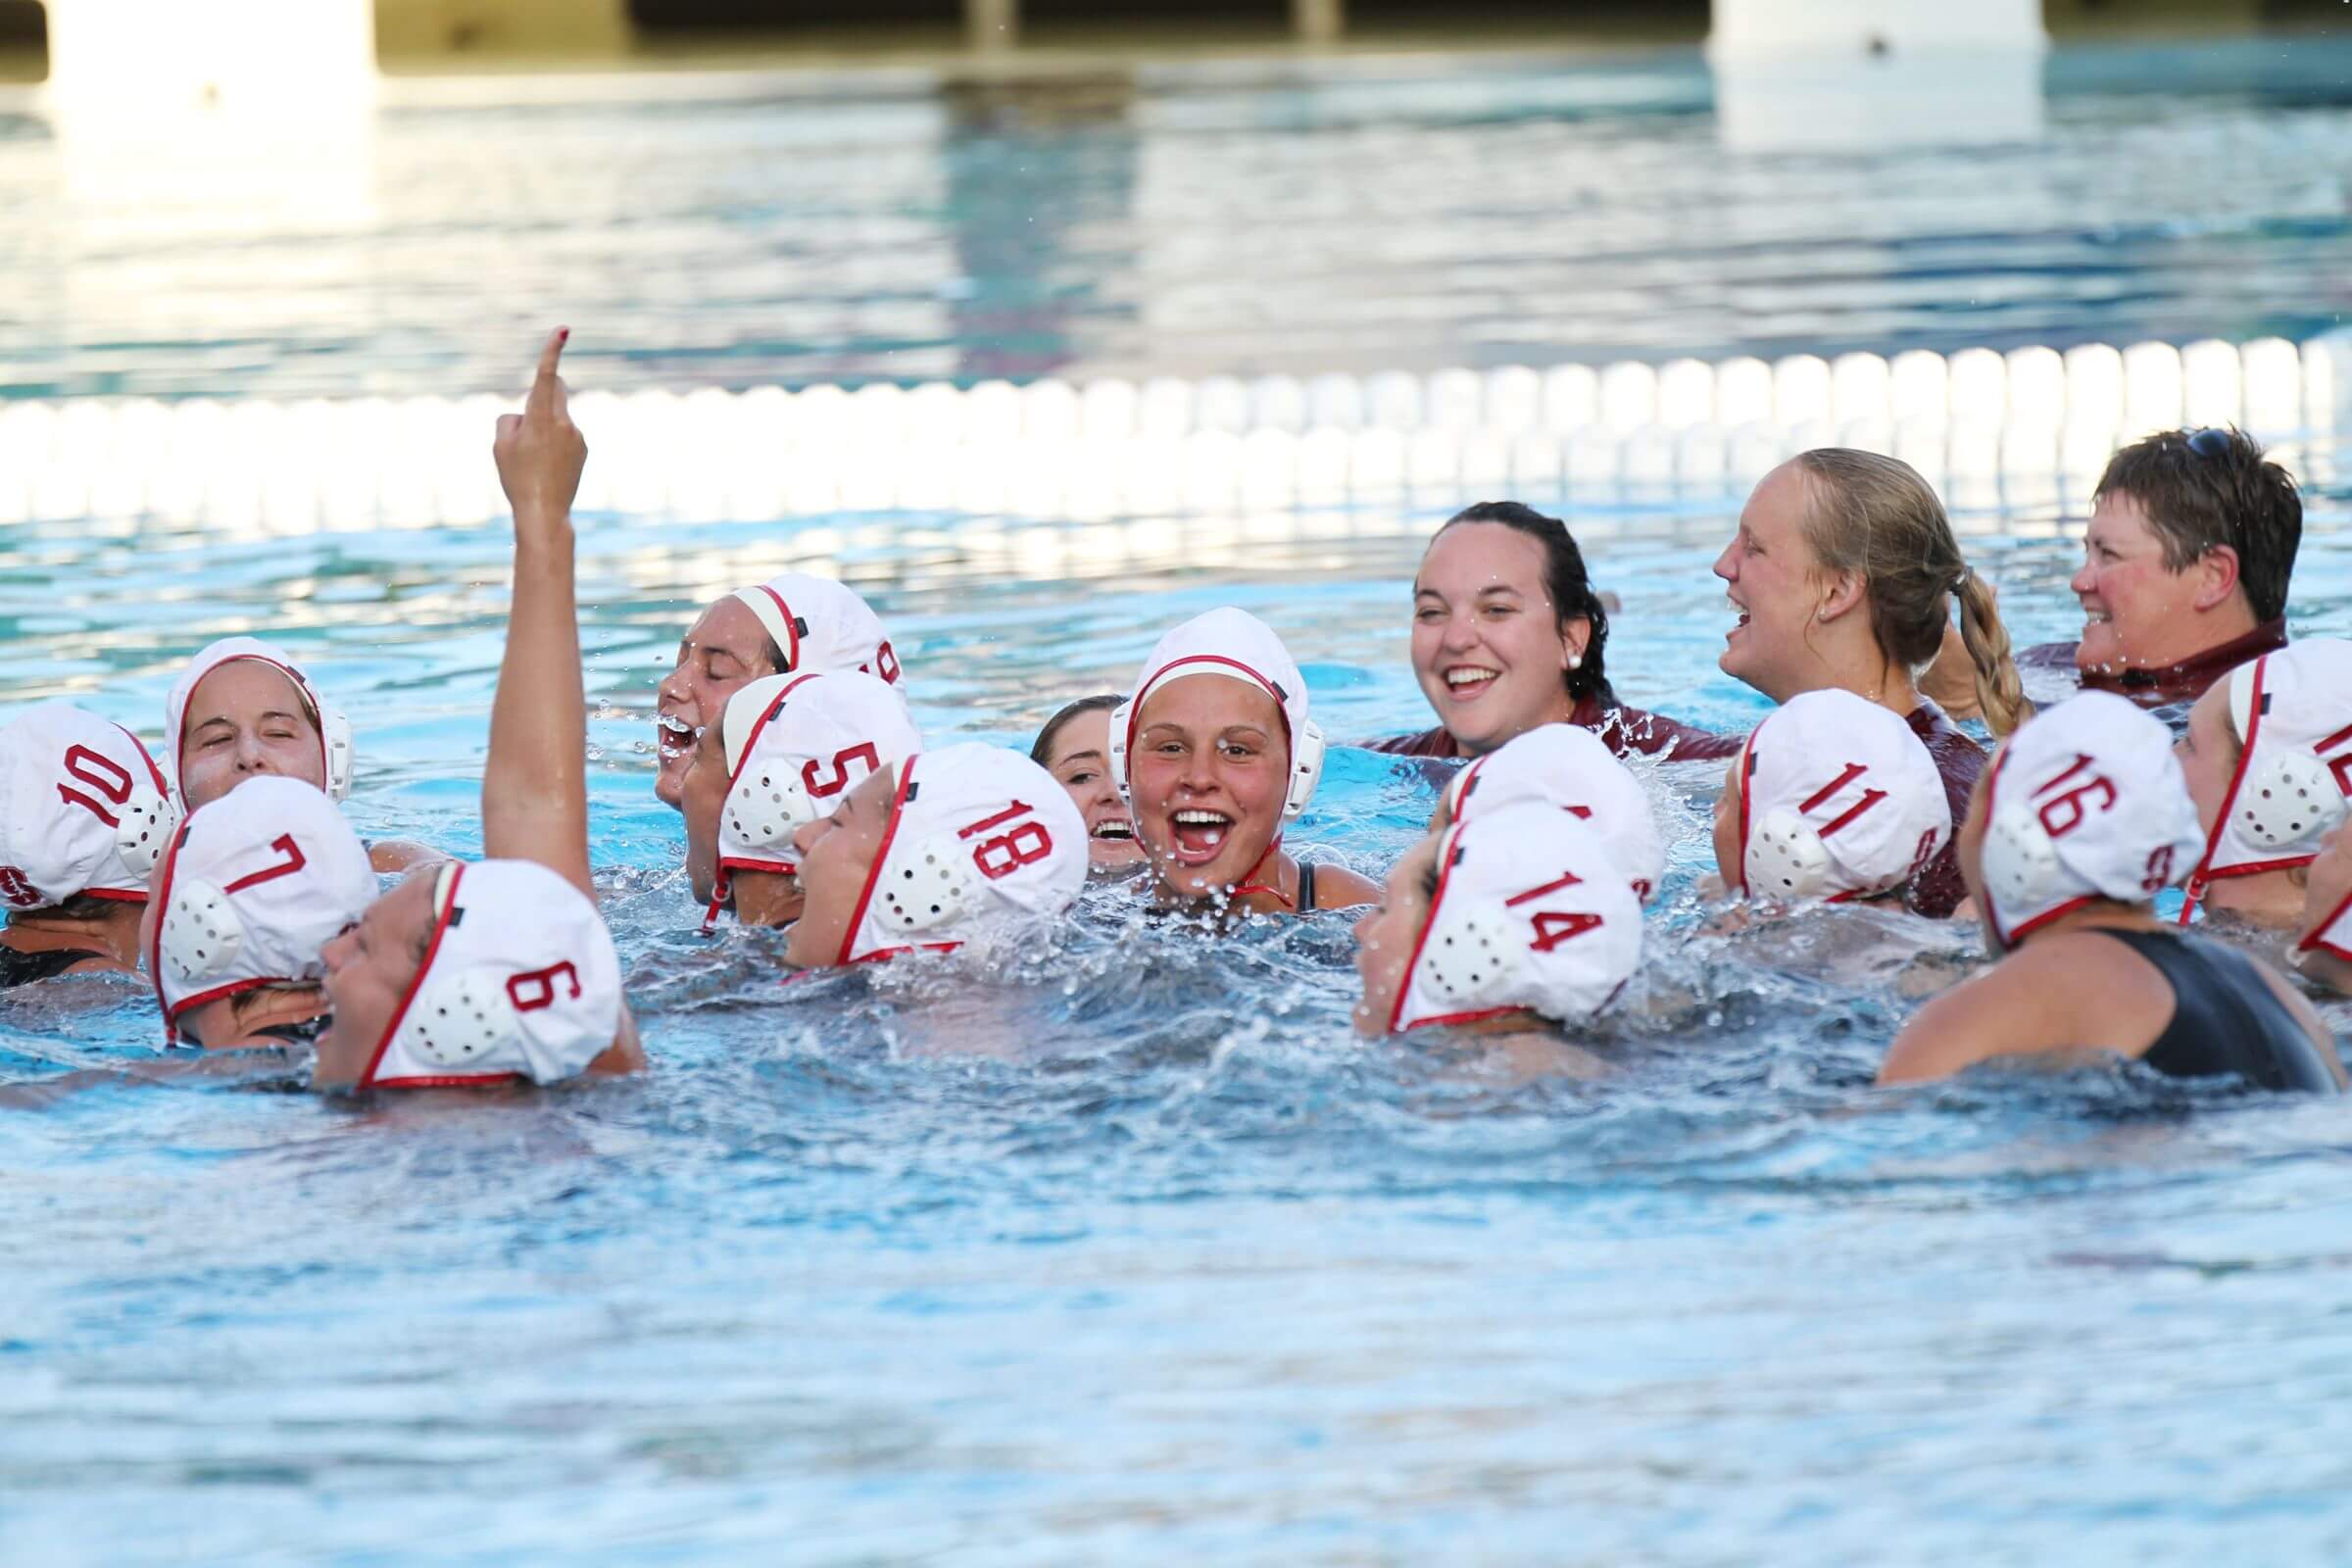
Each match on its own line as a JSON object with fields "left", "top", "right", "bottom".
{"left": 1744, "top": 805, "right": 1838, "bottom": 900}
{"left": 2233, "top": 749, "right": 2347, "bottom": 852}
{"left": 723, "top": 759, "right": 819, "bottom": 853}
{"left": 874, "top": 835, "right": 979, "bottom": 934}
{"left": 1984, "top": 800, "right": 2068, "bottom": 916}
{"left": 394, "top": 967, "right": 524, "bottom": 1069}
{"left": 161, "top": 877, "right": 245, "bottom": 983}
{"left": 1412, "top": 903, "right": 1520, "bottom": 1007}
{"left": 115, "top": 790, "right": 178, "bottom": 880}
{"left": 321, "top": 707, "right": 354, "bottom": 802}
{"left": 1284, "top": 720, "right": 1327, "bottom": 818}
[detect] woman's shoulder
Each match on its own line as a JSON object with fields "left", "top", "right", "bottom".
{"left": 1305, "top": 861, "right": 1380, "bottom": 911}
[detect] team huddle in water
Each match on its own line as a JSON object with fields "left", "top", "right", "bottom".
{"left": 6, "top": 332, "right": 2351, "bottom": 1098}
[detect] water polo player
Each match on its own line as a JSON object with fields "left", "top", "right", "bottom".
{"left": 655, "top": 571, "right": 904, "bottom": 808}
{"left": 0, "top": 704, "right": 175, "bottom": 985}
{"left": 163, "top": 634, "right": 439, "bottom": 874}
{"left": 1881, "top": 692, "right": 2342, "bottom": 1092}
{"left": 311, "top": 331, "right": 643, "bottom": 1092}
{"left": 1113, "top": 607, "right": 1377, "bottom": 916}
{"left": 144, "top": 775, "right": 374, "bottom": 1050}
{"left": 1352, "top": 802, "right": 1642, "bottom": 1040}
{"left": 1433, "top": 721, "right": 1666, "bottom": 903}
{"left": 781, "top": 742, "right": 1087, "bottom": 969}
{"left": 1031, "top": 694, "right": 1144, "bottom": 871}
{"left": 685, "top": 668, "right": 920, "bottom": 931}
{"left": 1373, "top": 501, "right": 1734, "bottom": 761}
{"left": 2174, "top": 638, "right": 2352, "bottom": 928}
{"left": 1714, "top": 688, "right": 1952, "bottom": 908}
{"left": 1714, "top": 450, "right": 2029, "bottom": 916}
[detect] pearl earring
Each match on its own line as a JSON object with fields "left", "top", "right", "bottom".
{"left": 1568, "top": 653, "right": 1583, "bottom": 669}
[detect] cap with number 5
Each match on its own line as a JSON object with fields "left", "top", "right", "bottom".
{"left": 707, "top": 669, "right": 922, "bottom": 930}
{"left": 834, "top": 742, "right": 1087, "bottom": 966}
{"left": 0, "top": 702, "right": 177, "bottom": 912}
{"left": 1389, "top": 802, "right": 1642, "bottom": 1033}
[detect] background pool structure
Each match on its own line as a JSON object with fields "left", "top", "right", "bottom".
{"left": 9, "top": 37, "right": 2352, "bottom": 1564}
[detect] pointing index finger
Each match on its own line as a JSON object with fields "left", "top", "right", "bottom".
{"left": 526, "top": 327, "right": 569, "bottom": 418}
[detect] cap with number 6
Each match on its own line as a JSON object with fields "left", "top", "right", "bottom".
{"left": 834, "top": 743, "right": 1087, "bottom": 967}
{"left": 355, "top": 859, "right": 624, "bottom": 1089}
{"left": 707, "top": 669, "right": 922, "bottom": 930}
{"left": 1389, "top": 802, "right": 1642, "bottom": 1033}
{"left": 0, "top": 702, "right": 177, "bottom": 912}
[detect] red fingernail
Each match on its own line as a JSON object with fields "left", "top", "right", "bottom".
{"left": 558, "top": 327, "right": 570, "bottom": 343}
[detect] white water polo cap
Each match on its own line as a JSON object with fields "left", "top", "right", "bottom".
{"left": 2181, "top": 640, "right": 2352, "bottom": 919}
{"left": 1979, "top": 692, "right": 2203, "bottom": 949}
{"left": 165, "top": 637, "right": 353, "bottom": 806}
{"left": 731, "top": 574, "right": 905, "bottom": 694}
{"left": 1389, "top": 803, "right": 1642, "bottom": 1033}
{"left": 1444, "top": 722, "right": 1666, "bottom": 903}
{"left": 708, "top": 669, "right": 923, "bottom": 928}
{"left": 357, "top": 859, "right": 623, "bottom": 1089}
{"left": 1736, "top": 690, "right": 1951, "bottom": 903}
{"left": 0, "top": 703, "right": 177, "bottom": 912}
{"left": 1109, "top": 607, "right": 1327, "bottom": 818}
{"left": 836, "top": 743, "right": 1087, "bottom": 966}
{"left": 149, "top": 775, "right": 374, "bottom": 1039}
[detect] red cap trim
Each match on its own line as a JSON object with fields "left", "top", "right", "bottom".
{"left": 1388, "top": 821, "right": 1467, "bottom": 1034}
{"left": 1733, "top": 729, "right": 1759, "bottom": 897}
{"left": 2181, "top": 654, "right": 2270, "bottom": 923}
{"left": 2297, "top": 882, "right": 2352, "bottom": 963}
{"left": 836, "top": 755, "right": 918, "bottom": 967}
{"left": 356, "top": 862, "right": 464, "bottom": 1090}
{"left": 748, "top": 586, "right": 804, "bottom": 673}
{"left": 172, "top": 654, "right": 329, "bottom": 805}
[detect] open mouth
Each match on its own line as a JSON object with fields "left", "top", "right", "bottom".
{"left": 1442, "top": 664, "right": 1499, "bottom": 701}
{"left": 1091, "top": 820, "right": 1134, "bottom": 842}
{"left": 1168, "top": 808, "right": 1233, "bottom": 864}
{"left": 657, "top": 713, "right": 697, "bottom": 765}
{"left": 2082, "top": 608, "right": 2112, "bottom": 626}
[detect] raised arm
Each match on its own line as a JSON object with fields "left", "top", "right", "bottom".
{"left": 483, "top": 329, "right": 596, "bottom": 901}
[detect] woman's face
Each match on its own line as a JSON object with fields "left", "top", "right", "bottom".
{"left": 783, "top": 763, "right": 897, "bottom": 967}
{"left": 1411, "top": 522, "right": 1583, "bottom": 757}
{"left": 1713, "top": 462, "right": 1830, "bottom": 703}
{"left": 1045, "top": 708, "right": 1143, "bottom": 869}
{"left": 1127, "top": 674, "right": 1291, "bottom": 900}
{"left": 2175, "top": 682, "right": 2241, "bottom": 836}
{"left": 1351, "top": 835, "right": 1440, "bottom": 1036}
{"left": 314, "top": 871, "right": 439, "bottom": 1089}
{"left": 179, "top": 660, "right": 325, "bottom": 810}
{"left": 1711, "top": 751, "right": 1745, "bottom": 893}
{"left": 656, "top": 597, "right": 778, "bottom": 808}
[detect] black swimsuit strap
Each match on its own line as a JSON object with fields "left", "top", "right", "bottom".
{"left": 1298, "top": 861, "right": 1317, "bottom": 914}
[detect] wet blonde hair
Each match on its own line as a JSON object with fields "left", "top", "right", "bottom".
{"left": 1793, "top": 448, "right": 2033, "bottom": 738}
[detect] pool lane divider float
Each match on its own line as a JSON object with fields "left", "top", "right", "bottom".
{"left": 3, "top": 330, "right": 2349, "bottom": 535}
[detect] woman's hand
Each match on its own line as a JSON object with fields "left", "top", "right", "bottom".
{"left": 493, "top": 328, "right": 585, "bottom": 534}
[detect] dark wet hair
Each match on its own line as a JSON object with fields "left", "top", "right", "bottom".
{"left": 1030, "top": 694, "right": 1125, "bottom": 765}
{"left": 2095, "top": 426, "right": 2301, "bottom": 624}
{"left": 6, "top": 892, "right": 122, "bottom": 925}
{"left": 1433, "top": 502, "right": 1617, "bottom": 709}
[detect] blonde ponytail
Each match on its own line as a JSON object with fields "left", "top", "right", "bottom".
{"left": 1954, "top": 570, "right": 2033, "bottom": 738}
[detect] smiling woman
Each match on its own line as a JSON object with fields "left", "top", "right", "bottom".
{"left": 1374, "top": 502, "right": 1740, "bottom": 763}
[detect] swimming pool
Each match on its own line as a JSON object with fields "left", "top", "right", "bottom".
{"left": 11, "top": 38, "right": 2352, "bottom": 1564}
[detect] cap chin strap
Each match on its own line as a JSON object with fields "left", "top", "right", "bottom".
{"left": 872, "top": 834, "right": 979, "bottom": 935}
{"left": 162, "top": 877, "right": 245, "bottom": 982}
{"left": 116, "top": 790, "right": 178, "bottom": 879}
{"left": 2232, "top": 749, "right": 2346, "bottom": 852}
{"left": 1410, "top": 903, "right": 1521, "bottom": 1009}
{"left": 1742, "top": 806, "right": 1838, "bottom": 901}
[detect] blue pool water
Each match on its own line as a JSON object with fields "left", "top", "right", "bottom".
{"left": 12, "top": 39, "right": 2352, "bottom": 1565}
